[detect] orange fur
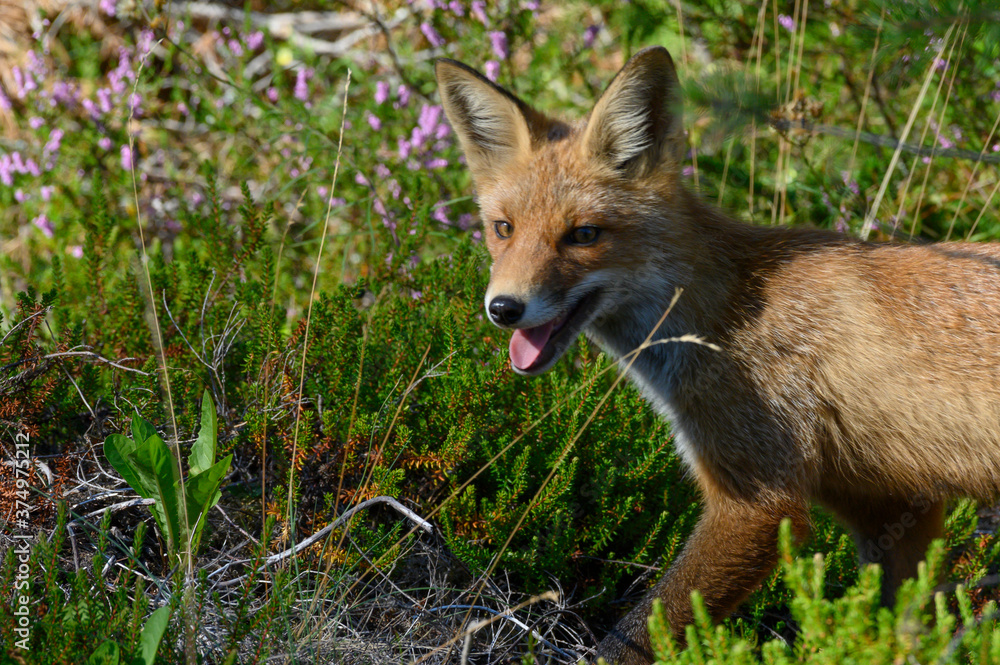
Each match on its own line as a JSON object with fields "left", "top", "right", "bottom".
{"left": 436, "top": 47, "right": 1000, "bottom": 665}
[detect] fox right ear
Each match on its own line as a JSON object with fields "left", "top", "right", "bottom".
{"left": 583, "top": 46, "right": 686, "bottom": 177}
{"left": 435, "top": 59, "right": 536, "bottom": 183}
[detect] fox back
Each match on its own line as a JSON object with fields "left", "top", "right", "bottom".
{"left": 436, "top": 47, "right": 1000, "bottom": 665}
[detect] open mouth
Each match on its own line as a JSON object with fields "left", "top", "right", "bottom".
{"left": 508, "top": 290, "right": 602, "bottom": 374}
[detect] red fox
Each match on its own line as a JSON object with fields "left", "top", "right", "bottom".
{"left": 435, "top": 47, "right": 1000, "bottom": 665}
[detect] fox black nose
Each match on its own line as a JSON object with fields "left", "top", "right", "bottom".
{"left": 488, "top": 296, "right": 524, "bottom": 325}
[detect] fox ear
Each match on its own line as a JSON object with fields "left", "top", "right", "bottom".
{"left": 583, "top": 46, "right": 685, "bottom": 176}
{"left": 435, "top": 59, "right": 539, "bottom": 183}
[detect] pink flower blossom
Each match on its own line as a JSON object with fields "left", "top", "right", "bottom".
{"left": 32, "top": 214, "right": 53, "bottom": 238}
{"left": 120, "top": 144, "right": 133, "bottom": 170}
{"left": 471, "top": 1, "right": 488, "bottom": 24}
{"left": 396, "top": 84, "right": 411, "bottom": 108}
{"left": 484, "top": 61, "right": 500, "bottom": 82}
{"left": 420, "top": 23, "right": 446, "bottom": 48}
{"left": 294, "top": 68, "right": 313, "bottom": 102}
{"left": 488, "top": 31, "right": 509, "bottom": 59}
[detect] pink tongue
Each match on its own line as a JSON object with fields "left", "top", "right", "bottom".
{"left": 509, "top": 321, "right": 556, "bottom": 370}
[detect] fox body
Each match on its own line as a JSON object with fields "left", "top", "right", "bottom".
{"left": 435, "top": 47, "right": 1000, "bottom": 664}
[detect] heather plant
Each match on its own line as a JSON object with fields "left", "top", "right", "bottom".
{"left": 1, "top": 1, "right": 999, "bottom": 663}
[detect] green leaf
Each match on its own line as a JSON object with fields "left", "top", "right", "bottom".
{"left": 137, "top": 606, "right": 170, "bottom": 665}
{"left": 130, "top": 414, "right": 158, "bottom": 447}
{"left": 128, "top": 432, "right": 171, "bottom": 501}
{"left": 103, "top": 434, "right": 144, "bottom": 495}
{"left": 86, "top": 640, "right": 120, "bottom": 665}
{"left": 184, "top": 454, "right": 232, "bottom": 554}
{"left": 149, "top": 437, "right": 183, "bottom": 557}
{"left": 190, "top": 390, "right": 217, "bottom": 477}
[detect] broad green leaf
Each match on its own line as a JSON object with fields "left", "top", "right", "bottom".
{"left": 130, "top": 414, "right": 158, "bottom": 447}
{"left": 189, "top": 390, "right": 217, "bottom": 477}
{"left": 86, "top": 640, "right": 120, "bottom": 665}
{"left": 184, "top": 454, "right": 232, "bottom": 554}
{"left": 137, "top": 606, "right": 171, "bottom": 665}
{"left": 149, "top": 437, "right": 183, "bottom": 557}
{"left": 103, "top": 434, "right": 144, "bottom": 495}
{"left": 129, "top": 432, "right": 171, "bottom": 499}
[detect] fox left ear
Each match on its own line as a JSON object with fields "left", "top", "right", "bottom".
{"left": 582, "top": 46, "right": 686, "bottom": 177}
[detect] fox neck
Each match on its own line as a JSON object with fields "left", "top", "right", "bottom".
{"left": 583, "top": 189, "right": 766, "bottom": 411}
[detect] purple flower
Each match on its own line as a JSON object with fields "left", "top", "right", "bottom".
{"left": 484, "top": 60, "right": 500, "bottom": 82}
{"left": 426, "top": 157, "right": 448, "bottom": 169}
{"left": 43, "top": 128, "right": 63, "bottom": 155}
{"left": 32, "top": 214, "right": 54, "bottom": 238}
{"left": 97, "top": 88, "right": 113, "bottom": 114}
{"left": 375, "top": 81, "right": 390, "bottom": 105}
{"left": 397, "top": 137, "right": 411, "bottom": 160}
{"left": 98, "top": 137, "right": 112, "bottom": 151}
{"left": 294, "top": 68, "right": 312, "bottom": 102}
{"left": 488, "top": 31, "right": 509, "bottom": 59}
{"left": 227, "top": 39, "right": 244, "bottom": 57}
{"left": 355, "top": 172, "right": 370, "bottom": 186}
{"left": 471, "top": 0, "right": 488, "bottom": 24}
{"left": 247, "top": 31, "right": 264, "bottom": 50}
{"left": 138, "top": 29, "right": 155, "bottom": 59}
{"left": 40, "top": 185, "right": 54, "bottom": 201}
{"left": 366, "top": 112, "right": 382, "bottom": 131}
{"left": 29, "top": 116, "right": 43, "bottom": 129}
{"left": 778, "top": 14, "right": 795, "bottom": 32}
{"left": 410, "top": 290, "right": 423, "bottom": 300}
{"left": 420, "top": 23, "right": 446, "bottom": 48}
{"left": 448, "top": 1, "right": 465, "bottom": 17}
{"left": 14, "top": 189, "right": 26, "bottom": 203}
{"left": 375, "top": 163, "right": 391, "bottom": 179}
{"left": 418, "top": 104, "right": 442, "bottom": 135}
{"left": 396, "top": 84, "right": 411, "bottom": 108}
{"left": 583, "top": 24, "right": 600, "bottom": 49}
{"left": 120, "top": 144, "right": 133, "bottom": 171}
{"left": 267, "top": 87, "right": 278, "bottom": 103}
{"left": 521, "top": 0, "right": 540, "bottom": 10}
{"left": 0, "top": 89, "right": 10, "bottom": 111}
{"left": 68, "top": 245, "right": 83, "bottom": 258}
{"left": 841, "top": 171, "right": 860, "bottom": 196}
{"left": 99, "top": 0, "right": 116, "bottom": 16}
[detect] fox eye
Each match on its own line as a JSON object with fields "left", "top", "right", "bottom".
{"left": 567, "top": 226, "right": 601, "bottom": 245}
{"left": 493, "top": 220, "right": 513, "bottom": 239}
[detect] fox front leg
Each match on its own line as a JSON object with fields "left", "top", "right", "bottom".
{"left": 595, "top": 492, "right": 811, "bottom": 665}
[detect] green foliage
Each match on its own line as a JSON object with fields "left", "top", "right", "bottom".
{"left": 103, "top": 392, "right": 232, "bottom": 565}
{"left": 645, "top": 522, "right": 1000, "bottom": 664}
{"left": 86, "top": 606, "right": 171, "bottom": 665}
{"left": 0, "top": 506, "right": 181, "bottom": 664}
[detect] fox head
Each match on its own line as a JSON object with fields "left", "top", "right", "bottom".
{"left": 436, "top": 47, "right": 691, "bottom": 375}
